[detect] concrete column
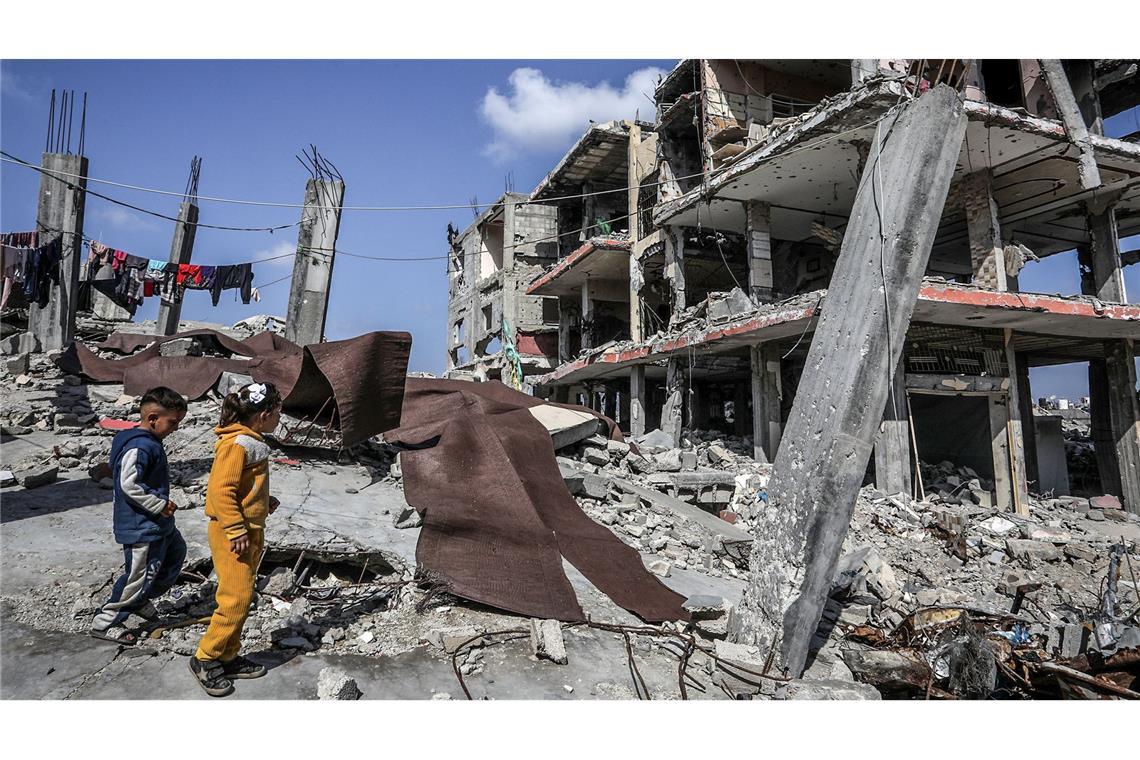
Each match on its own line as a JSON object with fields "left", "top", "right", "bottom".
{"left": 750, "top": 343, "right": 782, "bottom": 463}
{"left": 1064, "top": 60, "right": 1103, "bottom": 135}
{"left": 580, "top": 277, "right": 594, "bottom": 351}
{"left": 155, "top": 201, "right": 199, "bottom": 336}
{"left": 285, "top": 178, "right": 345, "bottom": 345}
{"left": 627, "top": 122, "right": 644, "bottom": 344}
{"left": 661, "top": 357, "right": 684, "bottom": 446}
{"left": 557, "top": 297, "right": 573, "bottom": 363}
{"left": 1106, "top": 339, "right": 1140, "bottom": 514}
{"left": 1089, "top": 358, "right": 1123, "bottom": 497}
{"left": 1040, "top": 60, "right": 1102, "bottom": 190}
{"left": 629, "top": 255, "right": 645, "bottom": 343}
{"left": 874, "top": 358, "right": 911, "bottom": 496}
{"left": 690, "top": 382, "right": 710, "bottom": 430}
{"left": 1015, "top": 354, "right": 1040, "bottom": 491}
{"left": 1003, "top": 330, "right": 1030, "bottom": 514}
{"left": 730, "top": 86, "right": 966, "bottom": 675}
{"left": 745, "top": 200, "right": 774, "bottom": 303}
{"left": 666, "top": 227, "right": 686, "bottom": 323}
{"left": 630, "top": 364, "right": 647, "bottom": 437}
{"left": 29, "top": 152, "right": 88, "bottom": 351}
{"left": 1087, "top": 203, "right": 1127, "bottom": 303}
{"left": 962, "top": 169, "right": 1008, "bottom": 291}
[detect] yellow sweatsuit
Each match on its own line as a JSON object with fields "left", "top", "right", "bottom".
{"left": 195, "top": 423, "right": 271, "bottom": 663}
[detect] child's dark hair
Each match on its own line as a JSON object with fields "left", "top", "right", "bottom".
{"left": 139, "top": 386, "right": 188, "bottom": 414}
{"left": 219, "top": 382, "right": 282, "bottom": 427}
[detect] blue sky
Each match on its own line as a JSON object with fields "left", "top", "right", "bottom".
{"left": 1, "top": 60, "right": 672, "bottom": 374}
{"left": 1, "top": 60, "right": 1136, "bottom": 398}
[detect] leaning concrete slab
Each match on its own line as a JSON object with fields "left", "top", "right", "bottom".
{"left": 728, "top": 86, "right": 968, "bottom": 677}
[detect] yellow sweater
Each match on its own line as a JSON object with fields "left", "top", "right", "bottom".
{"left": 206, "top": 423, "right": 271, "bottom": 540}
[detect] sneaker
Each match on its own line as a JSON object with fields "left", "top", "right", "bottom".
{"left": 221, "top": 655, "right": 267, "bottom": 680}
{"left": 188, "top": 657, "right": 234, "bottom": 697}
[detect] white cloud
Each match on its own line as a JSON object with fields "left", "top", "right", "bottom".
{"left": 0, "top": 67, "right": 38, "bottom": 103}
{"left": 479, "top": 66, "right": 666, "bottom": 161}
{"left": 92, "top": 206, "right": 159, "bottom": 232}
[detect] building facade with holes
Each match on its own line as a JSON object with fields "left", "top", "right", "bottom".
{"left": 449, "top": 59, "right": 1140, "bottom": 514}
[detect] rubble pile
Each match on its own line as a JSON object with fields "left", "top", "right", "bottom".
{"left": 3, "top": 336, "right": 1137, "bottom": 699}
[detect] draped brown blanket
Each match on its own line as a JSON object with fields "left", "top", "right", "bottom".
{"left": 386, "top": 378, "right": 688, "bottom": 623}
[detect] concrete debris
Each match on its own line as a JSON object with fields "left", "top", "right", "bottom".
{"left": 17, "top": 464, "right": 58, "bottom": 489}
{"left": 784, "top": 679, "right": 882, "bottom": 700}
{"left": 530, "top": 619, "right": 568, "bottom": 665}
{"left": 394, "top": 506, "right": 423, "bottom": 529}
{"left": 317, "top": 667, "right": 362, "bottom": 700}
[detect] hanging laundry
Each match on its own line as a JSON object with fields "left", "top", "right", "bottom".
{"left": 1, "top": 244, "right": 28, "bottom": 309}
{"left": 177, "top": 263, "right": 203, "bottom": 286}
{"left": 22, "top": 236, "right": 62, "bottom": 308}
{"left": 209, "top": 263, "right": 254, "bottom": 305}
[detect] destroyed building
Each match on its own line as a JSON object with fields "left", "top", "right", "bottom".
{"left": 444, "top": 193, "right": 559, "bottom": 381}
{"left": 452, "top": 59, "right": 1140, "bottom": 517}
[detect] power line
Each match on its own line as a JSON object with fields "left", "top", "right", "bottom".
{"left": 0, "top": 151, "right": 709, "bottom": 212}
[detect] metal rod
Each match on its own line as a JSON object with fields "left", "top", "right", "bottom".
{"left": 46, "top": 89, "right": 55, "bottom": 153}
{"left": 79, "top": 93, "right": 87, "bottom": 156}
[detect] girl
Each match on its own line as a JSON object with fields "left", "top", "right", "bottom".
{"left": 189, "top": 381, "right": 282, "bottom": 697}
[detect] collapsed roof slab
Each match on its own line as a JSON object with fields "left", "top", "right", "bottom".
{"left": 526, "top": 238, "right": 631, "bottom": 297}
{"left": 531, "top": 121, "right": 650, "bottom": 202}
{"left": 533, "top": 281, "right": 1140, "bottom": 386}
{"left": 652, "top": 82, "right": 1140, "bottom": 253}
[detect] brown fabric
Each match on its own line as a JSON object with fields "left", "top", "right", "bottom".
{"left": 386, "top": 378, "right": 688, "bottom": 623}
{"left": 58, "top": 329, "right": 411, "bottom": 447}
{"left": 96, "top": 328, "right": 298, "bottom": 359}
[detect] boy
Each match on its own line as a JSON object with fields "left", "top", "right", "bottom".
{"left": 90, "top": 386, "right": 188, "bottom": 644}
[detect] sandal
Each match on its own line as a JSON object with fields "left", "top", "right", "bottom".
{"left": 222, "top": 655, "right": 267, "bottom": 680}
{"left": 89, "top": 626, "right": 139, "bottom": 645}
{"left": 189, "top": 657, "right": 234, "bottom": 697}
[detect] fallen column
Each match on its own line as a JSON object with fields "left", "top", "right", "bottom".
{"left": 728, "top": 85, "right": 967, "bottom": 677}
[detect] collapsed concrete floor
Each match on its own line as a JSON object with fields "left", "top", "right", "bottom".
{"left": 3, "top": 336, "right": 1139, "bottom": 699}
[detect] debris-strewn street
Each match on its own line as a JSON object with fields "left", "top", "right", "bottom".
{"left": 3, "top": 318, "right": 1137, "bottom": 699}
{"left": 3, "top": 53, "right": 1140, "bottom": 709}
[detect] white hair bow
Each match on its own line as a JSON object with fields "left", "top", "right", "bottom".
{"left": 246, "top": 383, "right": 267, "bottom": 404}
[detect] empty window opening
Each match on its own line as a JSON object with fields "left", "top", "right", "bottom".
{"left": 980, "top": 60, "right": 1025, "bottom": 109}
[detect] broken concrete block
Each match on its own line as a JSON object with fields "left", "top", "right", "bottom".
{"left": 1006, "top": 538, "right": 1063, "bottom": 564}
{"left": 977, "top": 516, "right": 1017, "bottom": 535}
{"left": 680, "top": 451, "right": 697, "bottom": 471}
{"left": 53, "top": 413, "right": 81, "bottom": 429}
{"left": 394, "top": 506, "right": 423, "bottom": 529}
{"left": 5, "top": 353, "right": 30, "bottom": 376}
{"left": 317, "top": 667, "right": 362, "bottom": 700}
{"left": 654, "top": 449, "right": 682, "bottom": 472}
{"left": 258, "top": 566, "right": 295, "bottom": 596}
{"left": 707, "top": 444, "right": 733, "bottom": 464}
{"left": 1029, "top": 527, "right": 1071, "bottom": 544}
{"left": 17, "top": 464, "right": 58, "bottom": 489}
{"left": 0, "top": 331, "right": 39, "bottom": 356}
{"left": 1060, "top": 623, "right": 1089, "bottom": 659}
{"left": 583, "top": 447, "right": 610, "bottom": 466}
{"left": 634, "top": 428, "right": 674, "bottom": 454}
{"left": 606, "top": 439, "right": 630, "bottom": 458}
{"left": 646, "top": 560, "right": 671, "bottom": 577}
{"left": 0, "top": 470, "right": 16, "bottom": 487}
{"left": 1089, "top": 494, "right": 1122, "bottom": 511}
{"left": 530, "top": 619, "right": 568, "bottom": 665}
{"left": 683, "top": 594, "right": 729, "bottom": 619}
{"left": 14, "top": 374, "right": 33, "bottom": 387}
{"left": 784, "top": 679, "right": 881, "bottom": 700}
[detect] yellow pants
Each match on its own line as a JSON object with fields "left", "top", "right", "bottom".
{"left": 195, "top": 521, "right": 263, "bottom": 662}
